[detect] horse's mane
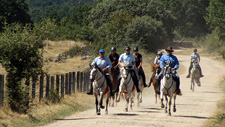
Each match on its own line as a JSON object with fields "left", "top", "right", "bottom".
{"left": 151, "top": 64, "right": 160, "bottom": 72}
{"left": 120, "top": 62, "right": 129, "bottom": 67}
{"left": 95, "top": 65, "right": 104, "bottom": 74}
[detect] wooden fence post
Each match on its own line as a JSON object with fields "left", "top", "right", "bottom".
{"left": 80, "top": 72, "right": 83, "bottom": 92}
{"left": 69, "top": 72, "right": 72, "bottom": 94}
{"left": 39, "top": 75, "right": 44, "bottom": 102}
{"left": 56, "top": 75, "right": 59, "bottom": 95}
{"left": 46, "top": 75, "right": 50, "bottom": 99}
{"left": 51, "top": 76, "right": 54, "bottom": 91}
{"left": 0, "top": 75, "right": 4, "bottom": 107}
{"left": 72, "top": 72, "right": 75, "bottom": 93}
{"left": 65, "top": 73, "right": 69, "bottom": 94}
{"left": 32, "top": 77, "right": 36, "bottom": 100}
{"left": 77, "top": 71, "right": 80, "bottom": 92}
{"left": 61, "top": 75, "right": 64, "bottom": 98}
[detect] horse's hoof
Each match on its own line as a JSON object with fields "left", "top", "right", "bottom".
{"left": 165, "top": 110, "right": 167, "bottom": 113}
{"left": 173, "top": 108, "right": 176, "bottom": 112}
{"left": 125, "top": 108, "right": 128, "bottom": 112}
{"left": 116, "top": 99, "right": 120, "bottom": 102}
{"left": 140, "top": 99, "right": 142, "bottom": 103}
{"left": 100, "top": 105, "right": 105, "bottom": 109}
{"left": 161, "top": 104, "right": 165, "bottom": 108}
{"left": 168, "top": 112, "right": 171, "bottom": 116}
{"left": 105, "top": 111, "right": 108, "bottom": 114}
{"left": 111, "top": 104, "right": 114, "bottom": 107}
{"left": 97, "top": 112, "right": 101, "bottom": 115}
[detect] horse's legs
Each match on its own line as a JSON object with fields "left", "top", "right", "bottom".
{"left": 168, "top": 96, "right": 172, "bottom": 116}
{"left": 111, "top": 95, "right": 115, "bottom": 107}
{"left": 105, "top": 93, "right": 110, "bottom": 114}
{"left": 155, "top": 93, "right": 157, "bottom": 103}
{"left": 140, "top": 92, "right": 142, "bottom": 103}
{"left": 165, "top": 96, "right": 168, "bottom": 113}
{"left": 117, "top": 91, "right": 121, "bottom": 102}
{"left": 125, "top": 94, "right": 129, "bottom": 112}
{"left": 173, "top": 94, "right": 176, "bottom": 112}
{"left": 137, "top": 92, "right": 140, "bottom": 107}
{"left": 160, "top": 87, "right": 164, "bottom": 108}
{"left": 95, "top": 95, "right": 100, "bottom": 115}
{"left": 130, "top": 92, "right": 133, "bottom": 111}
{"left": 99, "top": 92, "right": 104, "bottom": 109}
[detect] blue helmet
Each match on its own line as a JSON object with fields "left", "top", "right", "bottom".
{"left": 99, "top": 49, "right": 105, "bottom": 53}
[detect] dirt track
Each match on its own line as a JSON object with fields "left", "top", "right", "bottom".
{"left": 42, "top": 52, "right": 225, "bottom": 127}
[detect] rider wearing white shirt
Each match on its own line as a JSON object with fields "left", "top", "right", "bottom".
{"left": 113, "top": 46, "right": 141, "bottom": 93}
{"left": 186, "top": 48, "right": 204, "bottom": 78}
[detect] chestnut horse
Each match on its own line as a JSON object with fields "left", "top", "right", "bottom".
{"left": 109, "top": 67, "right": 119, "bottom": 107}
{"left": 151, "top": 64, "right": 161, "bottom": 103}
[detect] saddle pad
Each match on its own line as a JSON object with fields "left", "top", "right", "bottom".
{"left": 123, "top": 86, "right": 135, "bottom": 94}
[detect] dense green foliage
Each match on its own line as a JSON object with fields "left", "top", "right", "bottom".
{"left": 0, "top": 19, "right": 55, "bottom": 113}
{"left": 0, "top": 0, "right": 31, "bottom": 31}
{"left": 25, "top": 0, "right": 96, "bottom": 21}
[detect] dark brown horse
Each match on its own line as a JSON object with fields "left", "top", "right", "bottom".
{"left": 109, "top": 67, "right": 119, "bottom": 107}
{"left": 151, "top": 64, "right": 161, "bottom": 103}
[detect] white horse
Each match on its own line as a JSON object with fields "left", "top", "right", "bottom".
{"left": 90, "top": 64, "right": 110, "bottom": 115}
{"left": 160, "top": 62, "right": 177, "bottom": 116}
{"left": 190, "top": 60, "right": 201, "bottom": 91}
{"left": 134, "top": 66, "right": 144, "bottom": 107}
{"left": 117, "top": 63, "right": 135, "bottom": 112}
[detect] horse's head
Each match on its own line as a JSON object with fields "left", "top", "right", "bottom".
{"left": 163, "top": 61, "right": 172, "bottom": 79}
{"left": 192, "top": 60, "right": 199, "bottom": 70}
{"left": 119, "top": 63, "right": 130, "bottom": 79}
{"left": 90, "top": 63, "right": 99, "bottom": 82}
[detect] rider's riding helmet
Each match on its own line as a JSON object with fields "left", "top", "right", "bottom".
{"left": 193, "top": 48, "right": 197, "bottom": 52}
{"left": 125, "top": 46, "right": 131, "bottom": 51}
{"left": 99, "top": 49, "right": 105, "bottom": 53}
{"left": 111, "top": 47, "right": 116, "bottom": 51}
{"left": 133, "top": 47, "right": 139, "bottom": 51}
{"left": 157, "top": 51, "right": 163, "bottom": 55}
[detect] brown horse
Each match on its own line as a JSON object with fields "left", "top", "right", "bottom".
{"left": 151, "top": 64, "right": 161, "bottom": 103}
{"left": 109, "top": 67, "right": 119, "bottom": 107}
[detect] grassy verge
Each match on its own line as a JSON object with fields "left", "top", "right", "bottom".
{"left": 202, "top": 78, "right": 225, "bottom": 127}
{"left": 0, "top": 93, "right": 95, "bottom": 127}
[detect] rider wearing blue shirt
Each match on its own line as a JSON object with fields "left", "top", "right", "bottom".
{"left": 157, "top": 47, "right": 182, "bottom": 95}
{"left": 113, "top": 46, "right": 141, "bottom": 93}
{"left": 87, "top": 49, "right": 114, "bottom": 96}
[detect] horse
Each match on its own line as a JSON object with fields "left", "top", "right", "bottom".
{"left": 151, "top": 64, "right": 161, "bottom": 103}
{"left": 190, "top": 60, "right": 201, "bottom": 91}
{"left": 116, "top": 63, "right": 135, "bottom": 112}
{"left": 134, "top": 66, "right": 144, "bottom": 107}
{"left": 160, "top": 62, "right": 177, "bottom": 116}
{"left": 108, "top": 66, "right": 119, "bottom": 107}
{"left": 90, "top": 63, "right": 110, "bottom": 115}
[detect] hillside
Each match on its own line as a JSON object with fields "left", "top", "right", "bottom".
{"left": 25, "top": 0, "right": 97, "bottom": 21}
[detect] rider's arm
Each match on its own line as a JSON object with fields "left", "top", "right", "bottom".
{"left": 139, "top": 57, "right": 143, "bottom": 68}
{"left": 159, "top": 55, "right": 164, "bottom": 69}
{"left": 197, "top": 53, "right": 200, "bottom": 62}
{"left": 174, "top": 56, "right": 179, "bottom": 70}
{"left": 105, "top": 57, "right": 112, "bottom": 69}
{"left": 91, "top": 57, "right": 97, "bottom": 66}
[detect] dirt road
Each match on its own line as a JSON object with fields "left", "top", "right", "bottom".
{"left": 42, "top": 53, "right": 225, "bottom": 127}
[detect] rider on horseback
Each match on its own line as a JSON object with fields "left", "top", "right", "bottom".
{"left": 157, "top": 46, "right": 182, "bottom": 95}
{"left": 186, "top": 48, "right": 204, "bottom": 78}
{"left": 133, "top": 47, "right": 147, "bottom": 87}
{"left": 148, "top": 51, "right": 163, "bottom": 86}
{"left": 113, "top": 46, "right": 141, "bottom": 93}
{"left": 108, "top": 47, "right": 120, "bottom": 76}
{"left": 87, "top": 49, "right": 114, "bottom": 96}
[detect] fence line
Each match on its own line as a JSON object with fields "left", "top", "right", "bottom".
{"left": 0, "top": 71, "right": 90, "bottom": 108}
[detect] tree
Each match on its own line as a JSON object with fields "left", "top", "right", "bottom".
{"left": 0, "top": 19, "right": 55, "bottom": 113}
{"left": 0, "top": 0, "right": 31, "bottom": 31}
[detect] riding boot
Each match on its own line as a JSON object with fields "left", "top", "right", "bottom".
{"left": 156, "top": 79, "right": 160, "bottom": 94}
{"left": 113, "top": 77, "right": 121, "bottom": 93}
{"left": 131, "top": 70, "right": 141, "bottom": 92}
{"left": 148, "top": 73, "right": 155, "bottom": 87}
{"left": 175, "top": 77, "right": 181, "bottom": 95}
{"left": 106, "top": 76, "right": 114, "bottom": 97}
{"left": 87, "top": 82, "right": 93, "bottom": 95}
{"left": 139, "top": 67, "right": 147, "bottom": 87}
{"left": 134, "top": 82, "right": 141, "bottom": 92}
{"left": 186, "top": 63, "right": 192, "bottom": 78}
{"left": 199, "top": 66, "right": 204, "bottom": 77}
